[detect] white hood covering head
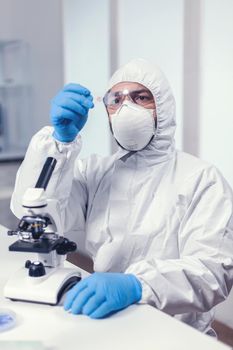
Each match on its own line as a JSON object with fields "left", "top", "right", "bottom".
{"left": 108, "top": 58, "right": 176, "bottom": 163}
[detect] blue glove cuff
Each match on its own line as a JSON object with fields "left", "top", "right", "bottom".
{"left": 127, "top": 274, "right": 142, "bottom": 303}
{"left": 52, "top": 130, "right": 78, "bottom": 143}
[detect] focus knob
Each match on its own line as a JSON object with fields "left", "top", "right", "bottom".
{"left": 56, "top": 238, "right": 77, "bottom": 255}
{"left": 29, "top": 261, "right": 46, "bottom": 277}
{"left": 25, "top": 260, "right": 32, "bottom": 268}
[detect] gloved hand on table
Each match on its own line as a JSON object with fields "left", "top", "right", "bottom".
{"left": 50, "top": 83, "right": 94, "bottom": 142}
{"left": 63, "top": 272, "right": 142, "bottom": 319}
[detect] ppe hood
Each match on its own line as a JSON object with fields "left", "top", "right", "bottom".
{"left": 108, "top": 58, "right": 176, "bottom": 164}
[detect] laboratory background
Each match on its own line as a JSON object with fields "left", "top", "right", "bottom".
{"left": 0, "top": 0, "right": 233, "bottom": 345}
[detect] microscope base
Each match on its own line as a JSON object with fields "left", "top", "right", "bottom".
{"left": 4, "top": 266, "right": 81, "bottom": 305}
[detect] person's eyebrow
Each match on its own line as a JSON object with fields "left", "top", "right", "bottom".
{"left": 131, "top": 89, "right": 153, "bottom": 96}
{"left": 109, "top": 88, "right": 153, "bottom": 97}
{"left": 114, "top": 91, "right": 123, "bottom": 96}
{"left": 112, "top": 89, "right": 152, "bottom": 94}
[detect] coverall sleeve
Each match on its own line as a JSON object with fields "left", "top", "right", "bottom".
{"left": 126, "top": 167, "right": 233, "bottom": 315}
{"left": 10, "top": 126, "right": 87, "bottom": 236}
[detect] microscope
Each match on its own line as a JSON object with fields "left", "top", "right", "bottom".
{"left": 4, "top": 157, "right": 81, "bottom": 305}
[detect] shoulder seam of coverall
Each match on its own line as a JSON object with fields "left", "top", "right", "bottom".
{"left": 181, "top": 164, "right": 217, "bottom": 190}
{"left": 218, "top": 213, "right": 233, "bottom": 252}
{"left": 176, "top": 171, "right": 224, "bottom": 250}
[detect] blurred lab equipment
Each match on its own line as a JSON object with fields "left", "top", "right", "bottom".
{"left": 0, "top": 40, "right": 31, "bottom": 159}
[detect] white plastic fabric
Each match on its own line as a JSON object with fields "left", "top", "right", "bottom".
{"left": 11, "top": 59, "right": 233, "bottom": 335}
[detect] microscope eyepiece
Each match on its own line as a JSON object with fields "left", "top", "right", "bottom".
{"left": 35, "top": 157, "right": 57, "bottom": 190}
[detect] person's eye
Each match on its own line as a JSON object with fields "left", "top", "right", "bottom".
{"left": 113, "top": 97, "right": 121, "bottom": 105}
{"left": 135, "top": 94, "right": 151, "bottom": 102}
{"left": 109, "top": 97, "right": 120, "bottom": 105}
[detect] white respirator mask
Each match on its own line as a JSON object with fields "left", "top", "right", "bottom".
{"left": 111, "top": 100, "right": 156, "bottom": 151}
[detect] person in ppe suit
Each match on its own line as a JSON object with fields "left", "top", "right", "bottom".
{"left": 11, "top": 58, "right": 233, "bottom": 336}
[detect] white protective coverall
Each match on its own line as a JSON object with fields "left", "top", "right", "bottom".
{"left": 11, "top": 59, "right": 233, "bottom": 335}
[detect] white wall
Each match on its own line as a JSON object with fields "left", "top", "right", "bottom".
{"left": 199, "top": 0, "right": 233, "bottom": 327}
{"left": 62, "top": 0, "right": 184, "bottom": 156}
{"left": 118, "top": 0, "right": 184, "bottom": 150}
{"left": 200, "top": 0, "right": 233, "bottom": 188}
{"left": 62, "top": 0, "right": 111, "bottom": 158}
{"left": 0, "top": 0, "right": 64, "bottom": 142}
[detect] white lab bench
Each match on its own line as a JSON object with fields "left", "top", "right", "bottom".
{"left": 0, "top": 224, "right": 230, "bottom": 350}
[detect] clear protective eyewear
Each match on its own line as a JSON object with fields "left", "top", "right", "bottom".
{"left": 103, "top": 88, "right": 155, "bottom": 111}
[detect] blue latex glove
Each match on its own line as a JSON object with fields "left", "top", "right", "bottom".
{"left": 50, "top": 83, "right": 94, "bottom": 142}
{"left": 63, "top": 272, "right": 142, "bottom": 319}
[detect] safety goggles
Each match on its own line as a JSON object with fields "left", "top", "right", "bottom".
{"left": 103, "top": 88, "right": 155, "bottom": 111}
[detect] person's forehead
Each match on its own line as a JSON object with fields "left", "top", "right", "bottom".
{"left": 110, "top": 81, "right": 149, "bottom": 93}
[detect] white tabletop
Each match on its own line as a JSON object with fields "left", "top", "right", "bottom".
{"left": 0, "top": 224, "right": 230, "bottom": 350}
